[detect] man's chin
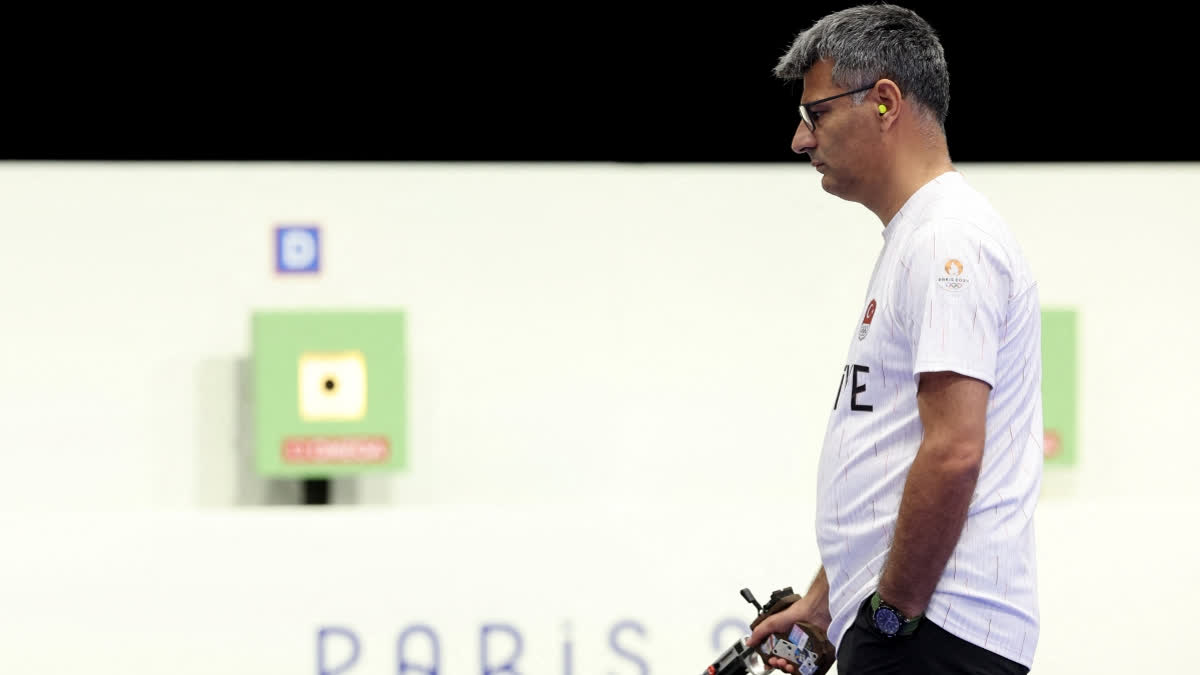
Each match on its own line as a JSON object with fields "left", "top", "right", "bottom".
{"left": 819, "top": 173, "right": 839, "bottom": 195}
{"left": 819, "top": 175, "right": 857, "bottom": 203}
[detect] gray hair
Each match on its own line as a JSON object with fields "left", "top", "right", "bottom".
{"left": 775, "top": 4, "right": 950, "bottom": 131}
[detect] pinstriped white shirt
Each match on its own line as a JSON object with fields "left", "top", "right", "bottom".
{"left": 814, "top": 171, "right": 1041, "bottom": 668}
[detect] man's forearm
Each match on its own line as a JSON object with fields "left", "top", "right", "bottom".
{"left": 804, "top": 566, "right": 832, "bottom": 628}
{"left": 877, "top": 442, "right": 981, "bottom": 619}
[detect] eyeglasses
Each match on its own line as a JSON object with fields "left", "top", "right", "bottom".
{"left": 798, "top": 82, "right": 878, "bottom": 131}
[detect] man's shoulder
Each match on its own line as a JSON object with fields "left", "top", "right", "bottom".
{"left": 891, "top": 211, "right": 1033, "bottom": 302}
{"left": 905, "top": 201, "right": 1021, "bottom": 268}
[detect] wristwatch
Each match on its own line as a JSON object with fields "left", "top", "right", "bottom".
{"left": 869, "top": 591, "right": 922, "bottom": 637}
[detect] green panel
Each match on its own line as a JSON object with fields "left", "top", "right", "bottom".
{"left": 1041, "top": 309, "right": 1077, "bottom": 467}
{"left": 252, "top": 310, "right": 407, "bottom": 477}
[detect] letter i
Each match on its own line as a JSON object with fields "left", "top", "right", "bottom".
{"left": 562, "top": 622, "right": 574, "bottom": 675}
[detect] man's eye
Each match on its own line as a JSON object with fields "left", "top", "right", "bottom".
{"left": 811, "top": 110, "right": 825, "bottom": 120}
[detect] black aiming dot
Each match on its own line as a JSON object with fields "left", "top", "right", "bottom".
{"left": 323, "top": 377, "right": 337, "bottom": 392}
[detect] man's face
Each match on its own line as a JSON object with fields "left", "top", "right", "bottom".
{"left": 792, "top": 60, "right": 878, "bottom": 201}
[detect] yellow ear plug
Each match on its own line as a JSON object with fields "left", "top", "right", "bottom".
{"left": 878, "top": 104, "right": 888, "bottom": 114}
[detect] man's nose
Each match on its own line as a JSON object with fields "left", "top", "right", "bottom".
{"left": 792, "top": 122, "right": 815, "bottom": 155}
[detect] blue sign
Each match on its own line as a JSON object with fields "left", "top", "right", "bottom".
{"left": 275, "top": 225, "right": 321, "bottom": 274}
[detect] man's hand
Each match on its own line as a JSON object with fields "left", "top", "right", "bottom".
{"left": 745, "top": 595, "right": 832, "bottom": 673}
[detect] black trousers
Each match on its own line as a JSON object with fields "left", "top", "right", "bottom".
{"left": 837, "top": 596, "right": 1030, "bottom": 675}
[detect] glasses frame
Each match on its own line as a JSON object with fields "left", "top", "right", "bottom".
{"left": 799, "top": 82, "right": 879, "bottom": 131}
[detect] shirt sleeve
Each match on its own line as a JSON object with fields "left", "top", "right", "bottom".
{"left": 897, "top": 221, "right": 1012, "bottom": 389}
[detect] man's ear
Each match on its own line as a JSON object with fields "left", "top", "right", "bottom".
{"left": 875, "top": 79, "right": 902, "bottom": 125}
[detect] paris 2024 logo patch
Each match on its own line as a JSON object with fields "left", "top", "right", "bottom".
{"left": 937, "top": 258, "right": 970, "bottom": 292}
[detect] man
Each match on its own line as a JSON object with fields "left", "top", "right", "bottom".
{"left": 746, "top": 5, "right": 1041, "bottom": 674}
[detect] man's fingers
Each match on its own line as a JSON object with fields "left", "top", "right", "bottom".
{"left": 748, "top": 613, "right": 793, "bottom": 648}
{"left": 746, "top": 617, "right": 780, "bottom": 647}
{"left": 768, "top": 658, "right": 796, "bottom": 673}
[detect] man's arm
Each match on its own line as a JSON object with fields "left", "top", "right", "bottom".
{"left": 802, "top": 566, "right": 832, "bottom": 630}
{"left": 877, "top": 370, "right": 989, "bottom": 619}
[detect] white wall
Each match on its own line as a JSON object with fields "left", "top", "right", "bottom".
{"left": 3, "top": 162, "right": 1197, "bottom": 509}
{"left": 1, "top": 162, "right": 1197, "bottom": 672}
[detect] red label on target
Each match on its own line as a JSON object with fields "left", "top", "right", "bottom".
{"left": 858, "top": 299, "right": 877, "bottom": 341}
{"left": 283, "top": 436, "right": 390, "bottom": 463}
{"left": 1043, "top": 429, "right": 1062, "bottom": 460}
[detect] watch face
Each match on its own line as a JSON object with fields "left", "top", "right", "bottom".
{"left": 875, "top": 608, "right": 901, "bottom": 636}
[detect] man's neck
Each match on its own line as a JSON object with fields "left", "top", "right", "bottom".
{"left": 870, "top": 148, "right": 954, "bottom": 227}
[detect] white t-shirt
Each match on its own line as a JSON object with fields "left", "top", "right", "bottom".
{"left": 814, "top": 171, "right": 1042, "bottom": 668}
